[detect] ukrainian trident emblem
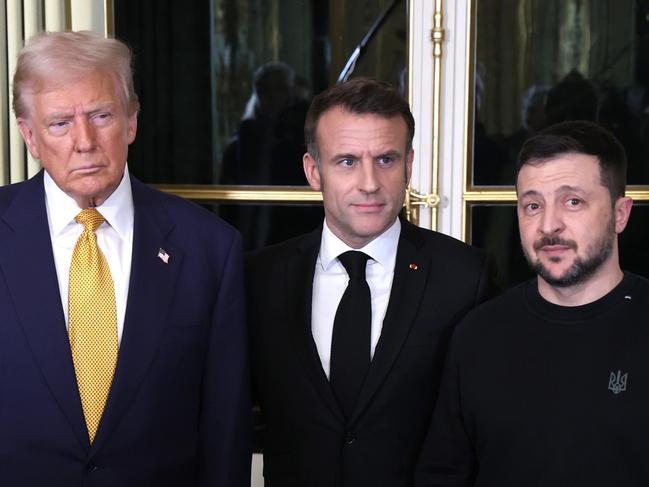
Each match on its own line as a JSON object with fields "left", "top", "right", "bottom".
{"left": 608, "top": 370, "right": 628, "bottom": 395}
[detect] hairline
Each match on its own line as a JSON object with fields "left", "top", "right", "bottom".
{"left": 308, "top": 105, "right": 413, "bottom": 166}
{"left": 516, "top": 151, "right": 620, "bottom": 205}
{"left": 18, "top": 69, "right": 136, "bottom": 121}
{"left": 13, "top": 32, "right": 139, "bottom": 120}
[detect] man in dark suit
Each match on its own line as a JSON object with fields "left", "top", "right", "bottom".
{"left": 0, "top": 31, "right": 250, "bottom": 486}
{"left": 246, "top": 78, "right": 494, "bottom": 487}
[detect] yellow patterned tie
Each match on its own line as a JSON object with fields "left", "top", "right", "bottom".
{"left": 68, "top": 208, "right": 118, "bottom": 443}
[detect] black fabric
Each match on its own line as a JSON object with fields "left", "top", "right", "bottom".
{"left": 415, "top": 272, "right": 649, "bottom": 487}
{"left": 246, "top": 220, "right": 496, "bottom": 487}
{"left": 330, "top": 251, "right": 371, "bottom": 420}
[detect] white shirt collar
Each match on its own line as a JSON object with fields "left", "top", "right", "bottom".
{"left": 319, "top": 217, "right": 401, "bottom": 272}
{"left": 44, "top": 165, "right": 134, "bottom": 240}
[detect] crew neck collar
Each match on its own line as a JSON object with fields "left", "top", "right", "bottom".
{"left": 525, "top": 272, "right": 638, "bottom": 323}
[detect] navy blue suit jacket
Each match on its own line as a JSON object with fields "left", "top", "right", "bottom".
{"left": 0, "top": 171, "right": 251, "bottom": 486}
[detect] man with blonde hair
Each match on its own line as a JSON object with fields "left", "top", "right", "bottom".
{"left": 0, "top": 31, "right": 250, "bottom": 486}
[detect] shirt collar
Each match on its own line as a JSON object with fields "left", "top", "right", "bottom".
{"left": 319, "top": 217, "right": 401, "bottom": 272}
{"left": 44, "top": 165, "right": 134, "bottom": 240}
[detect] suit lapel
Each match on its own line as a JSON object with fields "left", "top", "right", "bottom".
{"left": 0, "top": 172, "right": 89, "bottom": 448}
{"left": 91, "top": 179, "right": 183, "bottom": 451}
{"left": 351, "top": 221, "right": 429, "bottom": 422}
{"left": 286, "top": 228, "right": 345, "bottom": 422}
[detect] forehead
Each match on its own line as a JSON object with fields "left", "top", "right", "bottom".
{"left": 28, "top": 71, "right": 123, "bottom": 113}
{"left": 516, "top": 154, "right": 603, "bottom": 195}
{"left": 316, "top": 107, "right": 408, "bottom": 152}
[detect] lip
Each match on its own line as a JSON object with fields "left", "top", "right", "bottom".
{"left": 540, "top": 245, "right": 572, "bottom": 254}
{"left": 351, "top": 203, "right": 385, "bottom": 212}
{"left": 71, "top": 165, "right": 104, "bottom": 175}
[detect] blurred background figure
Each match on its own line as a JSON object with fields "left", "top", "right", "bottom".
{"left": 221, "top": 62, "right": 318, "bottom": 250}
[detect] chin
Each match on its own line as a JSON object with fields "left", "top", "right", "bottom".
{"left": 356, "top": 223, "right": 386, "bottom": 237}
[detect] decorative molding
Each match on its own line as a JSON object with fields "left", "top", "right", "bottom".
{"left": 428, "top": 0, "right": 443, "bottom": 230}
{"left": 153, "top": 185, "right": 323, "bottom": 203}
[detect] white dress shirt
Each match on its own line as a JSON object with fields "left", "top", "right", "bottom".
{"left": 44, "top": 168, "right": 134, "bottom": 344}
{"left": 311, "top": 218, "right": 400, "bottom": 379}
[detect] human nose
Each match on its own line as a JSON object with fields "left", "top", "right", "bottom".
{"left": 539, "top": 205, "right": 564, "bottom": 236}
{"left": 357, "top": 160, "right": 379, "bottom": 193}
{"left": 72, "top": 117, "right": 96, "bottom": 152}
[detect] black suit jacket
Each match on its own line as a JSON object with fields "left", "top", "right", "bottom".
{"left": 246, "top": 220, "right": 494, "bottom": 487}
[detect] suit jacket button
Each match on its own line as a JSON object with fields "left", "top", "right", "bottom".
{"left": 344, "top": 433, "right": 356, "bottom": 445}
{"left": 86, "top": 462, "right": 98, "bottom": 473}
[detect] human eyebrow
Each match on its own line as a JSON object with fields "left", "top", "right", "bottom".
{"left": 330, "top": 153, "right": 358, "bottom": 162}
{"left": 376, "top": 150, "right": 402, "bottom": 160}
{"left": 45, "top": 104, "right": 115, "bottom": 123}
{"left": 518, "top": 189, "right": 541, "bottom": 200}
{"left": 79, "top": 102, "right": 117, "bottom": 120}
{"left": 44, "top": 111, "right": 74, "bottom": 123}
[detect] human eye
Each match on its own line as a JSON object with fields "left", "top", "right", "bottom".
{"left": 522, "top": 201, "right": 541, "bottom": 215}
{"left": 565, "top": 197, "right": 584, "bottom": 210}
{"left": 565, "top": 197, "right": 582, "bottom": 209}
{"left": 337, "top": 158, "right": 355, "bottom": 167}
{"left": 377, "top": 155, "right": 396, "bottom": 166}
{"left": 47, "top": 120, "right": 71, "bottom": 136}
{"left": 91, "top": 111, "right": 113, "bottom": 126}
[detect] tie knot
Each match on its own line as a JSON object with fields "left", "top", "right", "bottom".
{"left": 338, "top": 251, "right": 370, "bottom": 279}
{"left": 75, "top": 208, "right": 105, "bottom": 233}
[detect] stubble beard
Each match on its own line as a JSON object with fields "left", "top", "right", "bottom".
{"left": 523, "top": 216, "right": 616, "bottom": 288}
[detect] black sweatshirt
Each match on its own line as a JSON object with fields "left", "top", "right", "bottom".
{"left": 415, "top": 273, "right": 649, "bottom": 487}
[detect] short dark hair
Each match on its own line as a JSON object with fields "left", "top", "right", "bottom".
{"left": 304, "top": 77, "right": 415, "bottom": 161}
{"left": 516, "top": 120, "right": 627, "bottom": 201}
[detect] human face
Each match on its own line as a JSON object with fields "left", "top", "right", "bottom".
{"left": 517, "top": 154, "right": 632, "bottom": 289}
{"left": 303, "top": 107, "right": 413, "bottom": 248}
{"left": 17, "top": 71, "right": 137, "bottom": 208}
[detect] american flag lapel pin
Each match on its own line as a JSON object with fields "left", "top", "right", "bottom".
{"left": 409, "top": 263, "right": 418, "bottom": 270}
{"left": 157, "top": 248, "right": 170, "bottom": 264}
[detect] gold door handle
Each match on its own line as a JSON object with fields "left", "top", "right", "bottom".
{"left": 407, "top": 188, "right": 440, "bottom": 208}
{"left": 405, "top": 188, "right": 440, "bottom": 224}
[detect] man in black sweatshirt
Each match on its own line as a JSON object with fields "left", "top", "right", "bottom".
{"left": 415, "top": 120, "right": 649, "bottom": 487}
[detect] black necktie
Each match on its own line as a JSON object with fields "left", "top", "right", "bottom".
{"left": 330, "top": 251, "right": 371, "bottom": 419}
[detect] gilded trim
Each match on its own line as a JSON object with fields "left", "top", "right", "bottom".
{"left": 409, "top": 188, "right": 441, "bottom": 207}
{"left": 64, "top": 0, "right": 72, "bottom": 30}
{"left": 430, "top": 0, "right": 443, "bottom": 231}
{"left": 158, "top": 185, "right": 502, "bottom": 205}
{"left": 153, "top": 185, "right": 322, "bottom": 203}
{"left": 104, "top": 0, "right": 114, "bottom": 36}
{"left": 464, "top": 189, "right": 517, "bottom": 202}
{"left": 406, "top": 0, "right": 443, "bottom": 229}
{"left": 627, "top": 190, "right": 649, "bottom": 200}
